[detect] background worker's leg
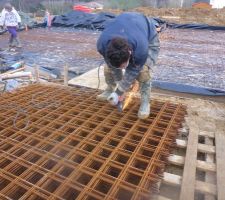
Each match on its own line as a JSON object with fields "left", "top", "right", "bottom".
{"left": 97, "top": 64, "right": 122, "bottom": 101}
{"left": 8, "top": 35, "right": 13, "bottom": 47}
{"left": 7, "top": 27, "right": 22, "bottom": 48}
{"left": 14, "top": 37, "right": 22, "bottom": 48}
{"left": 137, "top": 65, "right": 151, "bottom": 119}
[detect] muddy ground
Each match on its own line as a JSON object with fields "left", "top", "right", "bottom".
{"left": 0, "top": 28, "right": 100, "bottom": 77}
{"left": 1, "top": 26, "right": 225, "bottom": 91}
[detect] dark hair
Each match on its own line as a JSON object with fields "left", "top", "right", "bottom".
{"left": 106, "top": 37, "right": 130, "bottom": 68}
{"left": 4, "top": 2, "right": 12, "bottom": 11}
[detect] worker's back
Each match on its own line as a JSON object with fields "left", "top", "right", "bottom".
{"left": 97, "top": 12, "right": 157, "bottom": 67}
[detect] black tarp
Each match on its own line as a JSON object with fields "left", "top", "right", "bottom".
{"left": 1, "top": 11, "right": 225, "bottom": 32}
{"left": 168, "top": 23, "right": 225, "bottom": 30}
{"left": 152, "top": 81, "right": 225, "bottom": 96}
{"left": 52, "top": 11, "right": 225, "bottom": 31}
{"left": 52, "top": 11, "right": 116, "bottom": 30}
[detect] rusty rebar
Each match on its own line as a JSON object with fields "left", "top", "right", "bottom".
{"left": 0, "top": 84, "right": 186, "bottom": 200}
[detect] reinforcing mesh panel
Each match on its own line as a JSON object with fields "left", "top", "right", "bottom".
{"left": 0, "top": 84, "right": 186, "bottom": 200}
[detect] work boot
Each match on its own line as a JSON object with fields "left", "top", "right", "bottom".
{"left": 97, "top": 85, "right": 116, "bottom": 101}
{"left": 14, "top": 37, "right": 22, "bottom": 48}
{"left": 8, "top": 36, "right": 13, "bottom": 47}
{"left": 138, "top": 80, "right": 151, "bottom": 119}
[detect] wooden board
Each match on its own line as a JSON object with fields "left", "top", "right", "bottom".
{"left": 215, "top": 127, "right": 225, "bottom": 200}
{"left": 179, "top": 119, "right": 199, "bottom": 200}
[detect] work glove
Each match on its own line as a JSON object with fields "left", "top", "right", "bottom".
{"left": 107, "top": 92, "right": 124, "bottom": 106}
{"left": 0, "top": 25, "right": 3, "bottom": 30}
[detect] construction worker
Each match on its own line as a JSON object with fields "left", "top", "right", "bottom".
{"left": 0, "top": 2, "right": 22, "bottom": 48}
{"left": 97, "top": 12, "right": 160, "bottom": 119}
{"left": 44, "top": 9, "right": 52, "bottom": 28}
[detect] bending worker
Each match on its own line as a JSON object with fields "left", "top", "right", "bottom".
{"left": 0, "top": 2, "right": 22, "bottom": 48}
{"left": 97, "top": 12, "right": 160, "bottom": 119}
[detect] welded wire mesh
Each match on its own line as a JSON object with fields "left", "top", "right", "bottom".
{"left": 0, "top": 84, "right": 186, "bottom": 200}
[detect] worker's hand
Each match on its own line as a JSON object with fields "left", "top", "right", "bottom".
{"left": 107, "top": 92, "right": 124, "bottom": 106}
{"left": 107, "top": 92, "right": 119, "bottom": 105}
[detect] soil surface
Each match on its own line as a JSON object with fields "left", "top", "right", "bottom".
{"left": 1, "top": 26, "right": 224, "bottom": 90}
{"left": 102, "top": 7, "right": 225, "bottom": 26}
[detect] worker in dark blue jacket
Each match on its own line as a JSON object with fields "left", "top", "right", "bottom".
{"left": 97, "top": 12, "right": 160, "bottom": 119}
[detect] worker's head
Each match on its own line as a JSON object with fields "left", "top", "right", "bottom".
{"left": 106, "top": 37, "right": 131, "bottom": 69}
{"left": 4, "top": 2, "right": 12, "bottom": 11}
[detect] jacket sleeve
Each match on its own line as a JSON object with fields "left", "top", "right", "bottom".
{"left": 97, "top": 37, "right": 105, "bottom": 57}
{"left": 116, "top": 34, "right": 160, "bottom": 96}
{"left": 13, "top": 9, "right": 21, "bottom": 23}
{"left": 116, "top": 65, "right": 141, "bottom": 95}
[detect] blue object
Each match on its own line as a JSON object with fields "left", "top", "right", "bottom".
{"left": 152, "top": 81, "right": 225, "bottom": 96}
{"left": 97, "top": 12, "right": 157, "bottom": 67}
{"left": 9, "top": 61, "right": 23, "bottom": 70}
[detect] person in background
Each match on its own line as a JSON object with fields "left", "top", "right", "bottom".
{"left": 97, "top": 12, "right": 160, "bottom": 119}
{"left": 44, "top": 9, "right": 51, "bottom": 28}
{"left": 0, "top": 2, "right": 22, "bottom": 48}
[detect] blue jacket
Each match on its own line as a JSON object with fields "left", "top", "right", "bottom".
{"left": 97, "top": 12, "right": 160, "bottom": 93}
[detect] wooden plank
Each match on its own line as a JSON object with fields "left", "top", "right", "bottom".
{"left": 64, "top": 64, "right": 68, "bottom": 86}
{"left": 196, "top": 181, "right": 217, "bottom": 196}
{"left": 163, "top": 172, "right": 216, "bottom": 196}
{"left": 197, "top": 160, "right": 216, "bottom": 172}
{"left": 1, "top": 71, "right": 32, "bottom": 80}
{"left": 215, "top": 128, "right": 225, "bottom": 200}
{"left": 163, "top": 172, "right": 181, "bottom": 186}
{"left": 34, "top": 65, "right": 40, "bottom": 83}
{"left": 157, "top": 195, "right": 172, "bottom": 200}
{"left": 176, "top": 139, "right": 215, "bottom": 154}
{"left": 199, "top": 131, "right": 215, "bottom": 138}
{"left": 168, "top": 155, "right": 216, "bottom": 172}
{"left": 198, "top": 143, "right": 215, "bottom": 154}
{"left": 179, "top": 119, "right": 199, "bottom": 200}
{"left": 1, "top": 67, "right": 25, "bottom": 75}
{"left": 175, "top": 139, "right": 187, "bottom": 148}
{"left": 205, "top": 137, "right": 216, "bottom": 200}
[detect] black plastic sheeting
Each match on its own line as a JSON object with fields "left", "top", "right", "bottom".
{"left": 52, "top": 11, "right": 116, "bottom": 30}
{"left": 51, "top": 11, "right": 225, "bottom": 31}
{"left": 51, "top": 11, "right": 165, "bottom": 30}
{"left": 1, "top": 11, "right": 225, "bottom": 33}
{"left": 0, "top": 29, "right": 7, "bottom": 35}
{"left": 168, "top": 23, "right": 225, "bottom": 31}
{"left": 152, "top": 81, "right": 225, "bottom": 96}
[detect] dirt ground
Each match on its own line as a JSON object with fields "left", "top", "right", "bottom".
{"left": 102, "top": 7, "right": 225, "bottom": 26}
{"left": 1, "top": 27, "right": 225, "bottom": 90}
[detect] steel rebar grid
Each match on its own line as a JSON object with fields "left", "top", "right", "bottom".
{"left": 0, "top": 84, "right": 186, "bottom": 200}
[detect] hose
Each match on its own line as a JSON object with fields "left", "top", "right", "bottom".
{"left": 97, "top": 60, "right": 105, "bottom": 90}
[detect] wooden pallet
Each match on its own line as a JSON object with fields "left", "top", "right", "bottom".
{"left": 157, "top": 120, "right": 225, "bottom": 200}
